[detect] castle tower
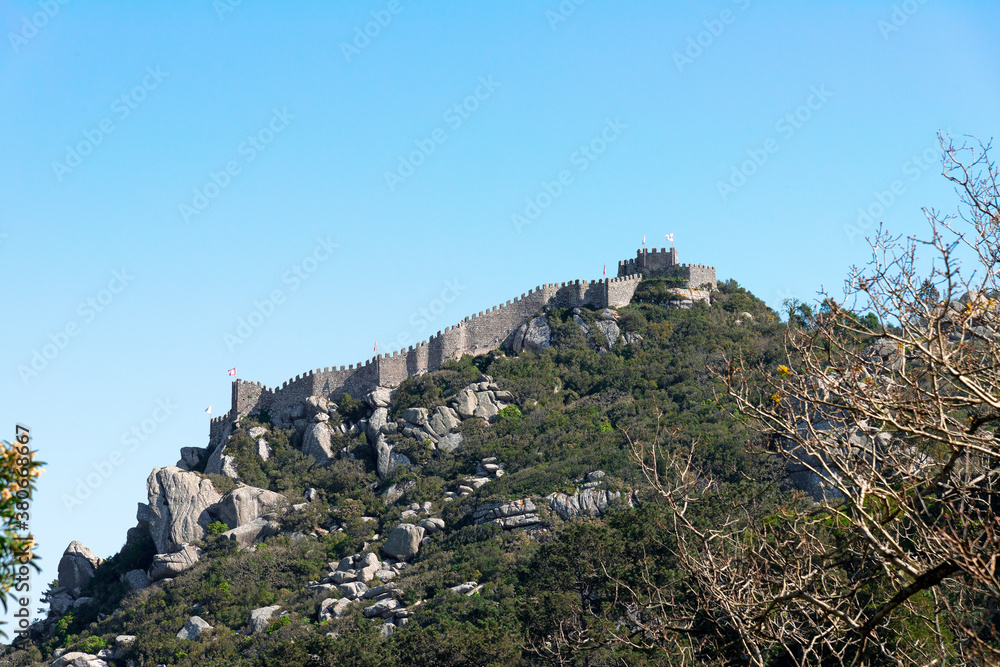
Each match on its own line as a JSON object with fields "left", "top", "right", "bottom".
{"left": 618, "top": 246, "right": 679, "bottom": 277}
{"left": 617, "top": 246, "right": 716, "bottom": 290}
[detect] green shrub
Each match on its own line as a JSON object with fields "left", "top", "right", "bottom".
{"left": 337, "top": 393, "right": 369, "bottom": 424}
{"left": 207, "top": 520, "right": 229, "bottom": 535}
{"left": 265, "top": 615, "right": 292, "bottom": 634}
{"left": 224, "top": 431, "right": 269, "bottom": 488}
{"left": 78, "top": 636, "right": 105, "bottom": 654}
{"left": 389, "top": 363, "right": 482, "bottom": 418}
{"left": 632, "top": 276, "right": 689, "bottom": 304}
{"left": 206, "top": 473, "right": 236, "bottom": 496}
{"left": 52, "top": 612, "right": 74, "bottom": 643}
{"left": 496, "top": 405, "right": 522, "bottom": 422}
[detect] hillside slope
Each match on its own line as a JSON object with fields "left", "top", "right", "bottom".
{"left": 5, "top": 279, "right": 787, "bottom": 667}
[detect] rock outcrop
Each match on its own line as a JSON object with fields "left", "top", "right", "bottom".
{"left": 783, "top": 424, "right": 909, "bottom": 502}
{"left": 318, "top": 597, "right": 351, "bottom": 621}
{"left": 437, "top": 432, "right": 463, "bottom": 453}
{"left": 418, "top": 517, "right": 445, "bottom": 534}
{"left": 472, "top": 499, "right": 541, "bottom": 529}
{"left": 111, "top": 636, "right": 135, "bottom": 661}
{"left": 303, "top": 395, "right": 331, "bottom": 420}
{"left": 547, "top": 487, "right": 631, "bottom": 520}
{"left": 176, "top": 446, "right": 208, "bottom": 471}
{"left": 220, "top": 517, "right": 281, "bottom": 549}
{"left": 49, "top": 651, "right": 108, "bottom": 667}
{"left": 361, "top": 375, "right": 513, "bottom": 479}
{"left": 311, "top": 551, "right": 403, "bottom": 590}
{"left": 148, "top": 544, "right": 202, "bottom": 583}
{"left": 248, "top": 605, "right": 282, "bottom": 634}
{"left": 121, "top": 569, "right": 150, "bottom": 591}
{"left": 594, "top": 319, "right": 621, "bottom": 349}
{"left": 57, "top": 541, "right": 102, "bottom": 592}
{"left": 302, "top": 422, "right": 337, "bottom": 465}
{"left": 314, "top": 554, "right": 413, "bottom": 626}
{"left": 176, "top": 616, "right": 212, "bottom": 640}
{"left": 217, "top": 486, "right": 288, "bottom": 529}
{"left": 427, "top": 406, "right": 462, "bottom": 437}
{"left": 47, "top": 589, "right": 75, "bottom": 617}
{"left": 381, "top": 524, "right": 425, "bottom": 561}
{"left": 374, "top": 433, "right": 394, "bottom": 479}
{"left": 319, "top": 579, "right": 410, "bottom": 628}
{"left": 142, "top": 467, "right": 222, "bottom": 554}
{"left": 511, "top": 315, "right": 552, "bottom": 354}
{"left": 367, "top": 407, "right": 389, "bottom": 442}
{"left": 445, "top": 377, "right": 512, "bottom": 426}
{"left": 449, "top": 581, "right": 481, "bottom": 595}
{"left": 661, "top": 288, "right": 711, "bottom": 309}
{"left": 203, "top": 438, "right": 239, "bottom": 479}
{"left": 366, "top": 386, "right": 393, "bottom": 408}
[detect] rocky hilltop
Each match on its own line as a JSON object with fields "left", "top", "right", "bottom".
{"left": 8, "top": 269, "right": 794, "bottom": 667}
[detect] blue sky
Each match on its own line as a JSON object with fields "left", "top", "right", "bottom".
{"left": 2, "top": 0, "right": 997, "bottom": 627}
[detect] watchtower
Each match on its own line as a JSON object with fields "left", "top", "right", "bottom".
{"left": 616, "top": 247, "right": 717, "bottom": 290}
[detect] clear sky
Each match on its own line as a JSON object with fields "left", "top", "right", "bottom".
{"left": 2, "top": 0, "right": 997, "bottom": 628}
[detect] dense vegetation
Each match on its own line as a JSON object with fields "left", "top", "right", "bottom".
{"left": 5, "top": 279, "right": 798, "bottom": 666}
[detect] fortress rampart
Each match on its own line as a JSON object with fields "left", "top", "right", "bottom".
{"left": 209, "top": 248, "right": 713, "bottom": 448}
{"left": 617, "top": 247, "right": 717, "bottom": 289}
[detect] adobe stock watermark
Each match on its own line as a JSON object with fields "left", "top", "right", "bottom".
{"left": 341, "top": 0, "right": 406, "bottom": 63}
{"left": 61, "top": 398, "right": 177, "bottom": 511}
{"left": 775, "top": 287, "right": 803, "bottom": 304}
{"left": 213, "top": 0, "right": 245, "bottom": 20}
{"left": 546, "top": 0, "right": 587, "bottom": 30}
{"left": 7, "top": 0, "right": 70, "bottom": 54}
{"left": 673, "top": 0, "right": 751, "bottom": 73}
{"left": 383, "top": 279, "right": 467, "bottom": 353}
{"left": 843, "top": 137, "right": 942, "bottom": 244}
{"left": 774, "top": 287, "right": 807, "bottom": 320}
{"left": 384, "top": 76, "right": 501, "bottom": 192}
{"left": 224, "top": 236, "right": 338, "bottom": 351}
{"left": 878, "top": 0, "right": 929, "bottom": 39}
{"left": 179, "top": 108, "right": 294, "bottom": 223}
{"left": 512, "top": 117, "right": 627, "bottom": 233}
{"left": 717, "top": 85, "right": 833, "bottom": 202}
{"left": 52, "top": 66, "right": 169, "bottom": 183}
{"left": 18, "top": 268, "right": 134, "bottom": 384}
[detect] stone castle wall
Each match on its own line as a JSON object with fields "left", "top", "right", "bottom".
{"left": 680, "top": 263, "right": 717, "bottom": 290}
{"left": 209, "top": 249, "right": 713, "bottom": 447}
{"left": 618, "top": 247, "right": 716, "bottom": 290}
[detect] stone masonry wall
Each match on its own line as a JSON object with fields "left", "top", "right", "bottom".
{"left": 208, "top": 275, "right": 642, "bottom": 443}
{"left": 678, "top": 264, "right": 717, "bottom": 290}
{"left": 209, "top": 249, "right": 705, "bottom": 446}
{"left": 617, "top": 248, "right": 717, "bottom": 291}
{"left": 617, "top": 247, "right": 679, "bottom": 277}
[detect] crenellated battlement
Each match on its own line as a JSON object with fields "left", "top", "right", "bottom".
{"left": 617, "top": 247, "right": 716, "bottom": 289}
{"left": 217, "top": 251, "right": 703, "bottom": 432}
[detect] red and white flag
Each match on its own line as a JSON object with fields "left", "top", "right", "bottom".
{"left": 228, "top": 367, "right": 237, "bottom": 376}
{"left": 642, "top": 234, "right": 646, "bottom": 247}
{"left": 603, "top": 264, "right": 607, "bottom": 276}
{"left": 665, "top": 233, "right": 674, "bottom": 244}
{"left": 374, "top": 340, "right": 378, "bottom": 354}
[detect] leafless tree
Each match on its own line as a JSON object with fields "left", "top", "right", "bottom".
{"left": 599, "top": 135, "right": 1000, "bottom": 666}
{"left": 734, "top": 134, "right": 1000, "bottom": 664}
